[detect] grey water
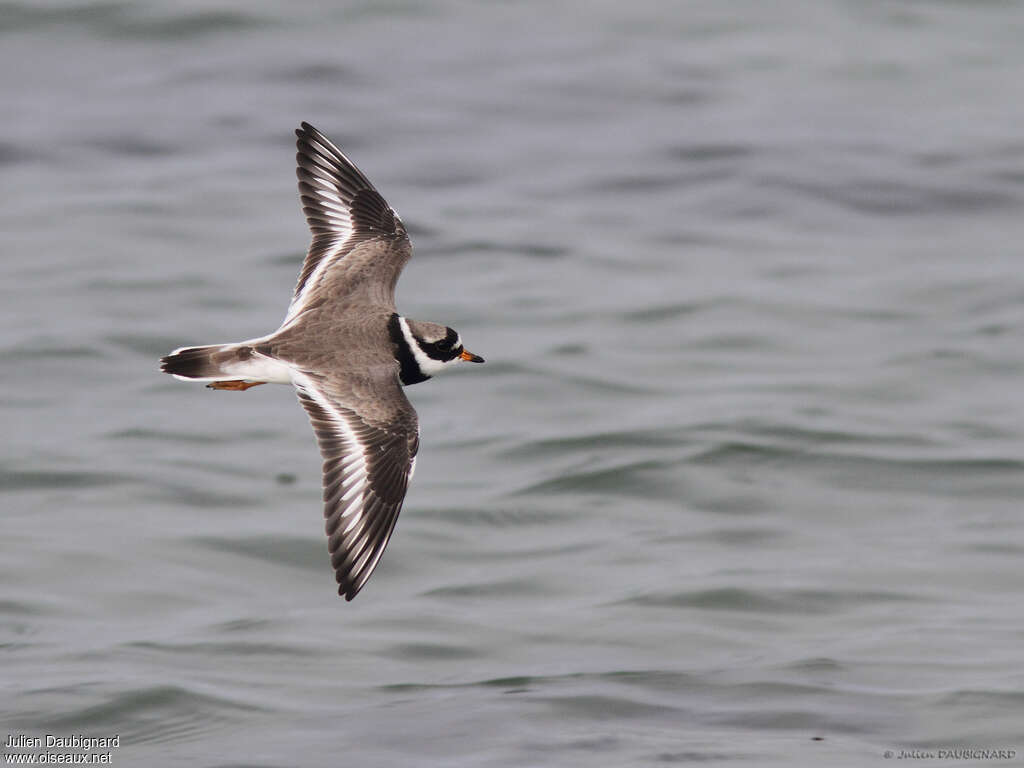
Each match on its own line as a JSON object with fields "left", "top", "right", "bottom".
{"left": 3, "top": 1, "right": 1024, "bottom": 765}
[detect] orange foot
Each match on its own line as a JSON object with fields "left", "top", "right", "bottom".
{"left": 207, "top": 380, "right": 265, "bottom": 391}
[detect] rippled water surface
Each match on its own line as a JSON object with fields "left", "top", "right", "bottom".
{"left": 4, "top": 1, "right": 1024, "bottom": 766}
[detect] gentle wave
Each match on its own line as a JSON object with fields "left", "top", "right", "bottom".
{"left": 622, "top": 587, "right": 923, "bottom": 615}
{"left": 106, "top": 427, "right": 281, "bottom": 445}
{"left": 0, "top": 469, "right": 126, "bottom": 491}
{"left": 17, "top": 685, "right": 269, "bottom": 746}
{"left": 1, "top": 3, "right": 268, "bottom": 40}
{"left": 190, "top": 534, "right": 324, "bottom": 571}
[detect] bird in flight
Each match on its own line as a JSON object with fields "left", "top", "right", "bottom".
{"left": 160, "top": 122, "right": 484, "bottom": 600}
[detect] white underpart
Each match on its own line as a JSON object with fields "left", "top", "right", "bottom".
{"left": 223, "top": 353, "right": 294, "bottom": 384}
{"left": 291, "top": 372, "right": 369, "bottom": 533}
{"left": 166, "top": 341, "right": 294, "bottom": 385}
{"left": 398, "top": 316, "right": 461, "bottom": 376}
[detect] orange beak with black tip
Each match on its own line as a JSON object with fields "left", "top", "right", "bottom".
{"left": 460, "top": 349, "right": 485, "bottom": 363}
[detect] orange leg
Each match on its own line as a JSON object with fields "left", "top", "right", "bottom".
{"left": 206, "top": 380, "right": 265, "bottom": 391}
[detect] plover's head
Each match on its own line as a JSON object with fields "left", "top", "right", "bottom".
{"left": 389, "top": 314, "right": 484, "bottom": 385}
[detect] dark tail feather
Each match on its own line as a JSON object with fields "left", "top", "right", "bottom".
{"left": 160, "top": 344, "right": 235, "bottom": 380}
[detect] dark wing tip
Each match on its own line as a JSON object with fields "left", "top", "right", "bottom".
{"left": 293, "top": 123, "right": 378, "bottom": 200}
{"left": 294, "top": 383, "right": 417, "bottom": 603}
{"left": 295, "top": 121, "right": 343, "bottom": 164}
{"left": 333, "top": 546, "right": 384, "bottom": 601}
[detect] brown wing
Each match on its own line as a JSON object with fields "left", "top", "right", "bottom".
{"left": 285, "top": 122, "right": 413, "bottom": 324}
{"left": 291, "top": 370, "right": 419, "bottom": 600}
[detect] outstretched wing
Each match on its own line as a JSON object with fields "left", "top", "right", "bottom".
{"left": 285, "top": 122, "right": 413, "bottom": 324}
{"left": 291, "top": 371, "right": 419, "bottom": 600}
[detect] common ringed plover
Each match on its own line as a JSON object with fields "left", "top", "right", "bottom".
{"left": 160, "top": 122, "right": 484, "bottom": 600}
